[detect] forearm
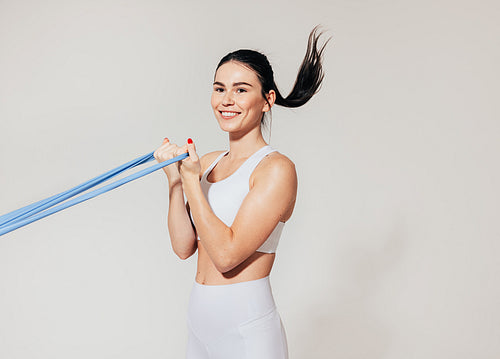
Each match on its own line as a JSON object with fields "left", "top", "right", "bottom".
{"left": 167, "top": 182, "right": 197, "bottom": 259}
{"left": 183, "top": 177, "right": 234, "bottom": 272}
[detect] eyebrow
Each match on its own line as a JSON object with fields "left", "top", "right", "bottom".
{"left": 213, "top": 81, "right": 253, "bottom": 87}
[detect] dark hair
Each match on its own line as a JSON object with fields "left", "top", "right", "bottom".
{"left": 215, "top": 25, "right": 330, "bottom": 110}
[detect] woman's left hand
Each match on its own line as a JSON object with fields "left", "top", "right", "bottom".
{"left": 179, "top": 138, "right": 201, "bottom": 182}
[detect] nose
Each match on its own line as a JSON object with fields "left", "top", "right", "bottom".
{"left": 222, "top": 91, "right": 234, "bottom": 106}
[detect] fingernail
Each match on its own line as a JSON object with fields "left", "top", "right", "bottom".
{"left": 164, "top": 137, "right": 169, "bottom": 141}
{"left": 187, "top": 138, "right": 193, "bottom": 144}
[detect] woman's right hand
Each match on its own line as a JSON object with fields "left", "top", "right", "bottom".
{"left": 153, "top": 138, "right": 188, "bottom": 186}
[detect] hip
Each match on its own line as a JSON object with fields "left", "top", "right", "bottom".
{"left": 187, "top": 275, "right": 277, "bottom": 341}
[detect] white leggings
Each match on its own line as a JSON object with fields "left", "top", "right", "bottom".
{"left": 186, "top": 275, "right": 288, "bottom": 359}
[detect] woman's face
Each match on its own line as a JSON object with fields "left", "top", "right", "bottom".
{"left": 211, "top": 61, "right": 272, "bottom": 135}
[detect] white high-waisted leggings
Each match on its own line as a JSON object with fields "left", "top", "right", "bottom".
{"left": 186, "top": 275, "right": 288, "bottom": 359}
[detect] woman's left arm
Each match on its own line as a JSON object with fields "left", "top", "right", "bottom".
{"left": 179, "top": 140, "right": 297, "bottom": 273}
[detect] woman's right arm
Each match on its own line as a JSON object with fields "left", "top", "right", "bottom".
{"left": 167, "top": 181, "right": 197, "bottom": 259}
{"left": 154, "top": 139, "right": 197, "bottom": 260}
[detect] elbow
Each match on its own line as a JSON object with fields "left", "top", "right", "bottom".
{"left": 204, "top": 229, "right": 240, "bottom": 273}
{"left": 215, "top": 262, "right": 232, "bottom": 274}
{"left": 174, "top": 242, "right": 197, "bottom": 260}
{"left": 214, "top": 254, "right": 240, "bottom": 274}
{"left": 177, "top": 251, "right": 192, "bottom": 260}
{"left": 216, "top": 263, "right": 233, "bottom": 274}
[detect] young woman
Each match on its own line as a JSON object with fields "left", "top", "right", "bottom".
{"left": 154, "top": 26, "right": 329, "bottom": 359}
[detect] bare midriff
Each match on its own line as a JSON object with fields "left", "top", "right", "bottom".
{"left": 195, "top": 240, "right": 275, "bottom": 285}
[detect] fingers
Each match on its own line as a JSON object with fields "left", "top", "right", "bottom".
{"left": 178, "top": 138, "right": 200, "bottom": 178}
{"left": 154, "top": 137, "right": 196, "bottom": 163}
{"left": 186, "top": 138, "right": 198, "bottom": 162}
{"left": 154, "top": 138, "right": 168, "bottom": 159}
{"left": 154, "top": 137, "right": 181, "bottom": 162}
{"left": 174, "top": 144, "right": 188, "bottom": 157}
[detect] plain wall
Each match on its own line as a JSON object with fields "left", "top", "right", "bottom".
{"left": 0, "top": 0, "right": 498, "bottom": 358}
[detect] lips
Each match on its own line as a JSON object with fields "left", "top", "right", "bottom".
{"left": 219, "top": 111, "right": 240, "bottom": 119}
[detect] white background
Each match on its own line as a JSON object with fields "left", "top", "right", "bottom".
{"left": 1, "top": 0, "right": 499, "bottom": 358}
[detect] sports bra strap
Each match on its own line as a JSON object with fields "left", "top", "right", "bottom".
{"left": 242, "top": 146, "right": 277, "bottom": 177}
{"left": 201, "top": 151, "right": 229, "bottom": 180}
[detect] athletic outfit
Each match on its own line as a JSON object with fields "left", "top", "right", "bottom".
{"left": 186, "top": 145, "right": 289, "bottom": 358}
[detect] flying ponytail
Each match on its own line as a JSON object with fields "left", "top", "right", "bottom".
{"left": 215, "top": 25, "right": 331, "bottom": 110}
{"left": 274, "top": 26, "right": 330, "bottom": 107}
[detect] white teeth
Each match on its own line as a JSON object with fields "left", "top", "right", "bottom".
{"left": 221, "top": 112, "right": 238, "bottom": 117}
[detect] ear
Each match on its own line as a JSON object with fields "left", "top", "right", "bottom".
{"left": 263, "top": 90, "right": 276, "bottom": 112}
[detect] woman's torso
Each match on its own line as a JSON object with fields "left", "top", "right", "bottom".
{"left": 194, "top": 146, "right": 292, "bottom": 285}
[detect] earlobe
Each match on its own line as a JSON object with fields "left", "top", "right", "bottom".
{"left": 263, "top": 90, "right": 276, "bottom": 112}
{"left": 263, "top": 102, "right": 271, "bottom": 112}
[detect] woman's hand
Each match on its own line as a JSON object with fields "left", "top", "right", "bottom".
{"left": 179, "top": 138, "right": 201, "bottom": 183}
{"left": 154, "top": 138, "right": 187, "bottom": 186}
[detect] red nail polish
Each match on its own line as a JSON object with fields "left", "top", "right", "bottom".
{"left": 164, "top": 137, "right": 169, "bottom": 141}
{"left": 187, "top": 138, "right": 193, "bottom": 144}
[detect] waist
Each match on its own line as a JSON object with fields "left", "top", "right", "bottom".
{"left": 194, "top": 274, "right": 270, "bottom": 288}
{"left": 189, "top": 275, "right": 276, "bottom": 318}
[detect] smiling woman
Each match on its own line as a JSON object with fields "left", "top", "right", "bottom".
{"left": 153, "top": 26, "right": 330, "bottom": 359}
{"left": 211, "top": 62, "right": 274, "bottom": 135}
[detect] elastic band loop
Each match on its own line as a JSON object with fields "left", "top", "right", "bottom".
{"left": 0, "top": 152, "right": 188, "bottom": 237}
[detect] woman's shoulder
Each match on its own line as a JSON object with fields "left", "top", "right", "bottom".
{"left": 263, "top": 150, "right": 296, "bottom": 170}
{"left": 251, "top": 150, "right": 297, "bottom": 185}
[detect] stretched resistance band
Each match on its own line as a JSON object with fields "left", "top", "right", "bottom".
{"left": 0, "top": 151, "right": 188, "bottom": 237}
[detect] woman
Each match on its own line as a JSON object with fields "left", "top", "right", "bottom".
{"left": 154, "top": 26, "right": 328, "bottom": 359}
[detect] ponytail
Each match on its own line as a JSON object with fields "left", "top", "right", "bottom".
{"left": 215, "top": 25, "right": 330, "bottom": 111}
{"left": 274, "top": 26, "right": 330, "bottom": 108}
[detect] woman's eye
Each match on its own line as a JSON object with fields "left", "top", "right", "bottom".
{"left": 214, "top": 88, "right": 224, "bottom": 93}
{"left": 236, "top": 88, "right": 247, "bottom": 93}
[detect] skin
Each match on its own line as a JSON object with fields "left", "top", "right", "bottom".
{"left": 153, "top": 60, "right": 298, "bottom": 285}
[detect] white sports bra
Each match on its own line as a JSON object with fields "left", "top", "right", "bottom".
{"left": 191, "top": 145, "right": 285, "bottom": 253}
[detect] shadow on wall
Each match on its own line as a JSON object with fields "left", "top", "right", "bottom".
{"left": 297, "top": 213, "right": 408, "bottom": 358}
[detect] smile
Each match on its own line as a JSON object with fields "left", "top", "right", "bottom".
{"left": 220, "top": 111, "right": 240, "bottom": 119}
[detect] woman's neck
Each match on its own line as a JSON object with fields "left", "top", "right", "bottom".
{"left": 227, "top": 126, "right": 268, "bottom": 160}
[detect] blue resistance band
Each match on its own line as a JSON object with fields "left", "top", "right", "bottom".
{"left": 0, "top": 151, "right": 188, "bottom": 237}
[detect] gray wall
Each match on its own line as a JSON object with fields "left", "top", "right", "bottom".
{"left": 0, "top": 0, "right": 498, "bottom": 358}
